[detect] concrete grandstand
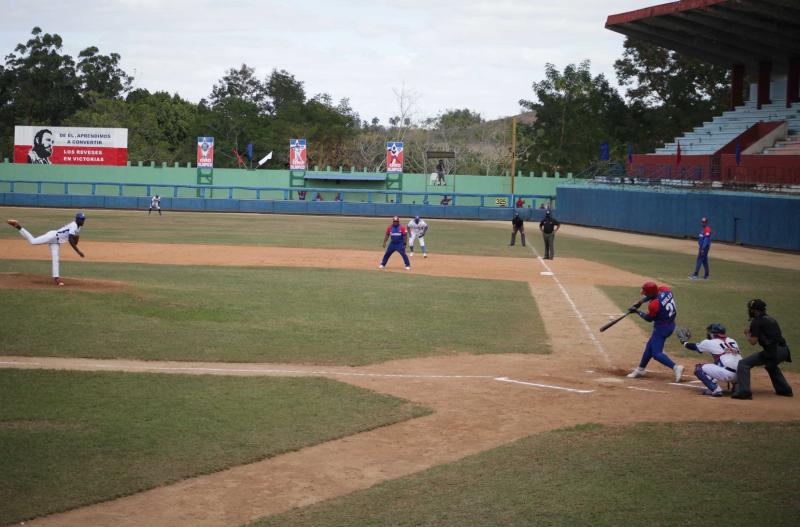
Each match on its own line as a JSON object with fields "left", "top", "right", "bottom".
{"left": 606, "top": 0, "right": 800, "bottom": 189}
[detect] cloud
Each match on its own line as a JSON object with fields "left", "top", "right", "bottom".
{"left": 0, "top": 0, "right": 648, "bottom": 123}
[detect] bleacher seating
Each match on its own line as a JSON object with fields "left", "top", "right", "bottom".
{"left": 654, "top": 100, "right": 800, "bottom": 155}
{"left": 763, "top": 135, "right": 800, "bottom": 155}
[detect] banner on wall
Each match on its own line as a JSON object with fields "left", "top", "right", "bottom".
{"left": 197, "top": 137, "right": 215, "bottom": 168}
{"left": 386, "top": 141, "right": 404, "bottom": 173}
{"left": 289, "top": 138, "right": 307, "bottom": 170}
{"left": 14, "top": 126, "right": 128, "bottom": 165}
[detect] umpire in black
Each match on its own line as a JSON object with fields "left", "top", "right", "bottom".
{"left": 539, "top": 209, "right": 560, "bottom": 259}
{"left": 510, "top": 212, "right": 525, "bottom": 246}
{"left": 732, "top": 299, "right": 793, "bottom": 400}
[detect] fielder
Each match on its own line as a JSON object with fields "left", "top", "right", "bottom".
{"left": 379, "top": 216, "right": 411, "bottom": 270}
{"left": 6, "top": 212, "right": 86, "bottom": 286}
{"left": 626, "top": 281, "right": 685, "bottom": 382}
{"left": 677, "top": 323, "right": 741, "bottom": 397}
{"left": 407, "top": 215, "right": 428, "bottom": 258}
{"left": 149, "top": 194, "right": 162, "bottom": 215}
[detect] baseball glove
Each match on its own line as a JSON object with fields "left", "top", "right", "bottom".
{"left": 676, "top": 327, "right": 691, "bottom": 343}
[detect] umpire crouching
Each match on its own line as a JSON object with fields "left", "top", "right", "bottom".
{"left": 732, "top": 299, "right": 793, "bottom": 400}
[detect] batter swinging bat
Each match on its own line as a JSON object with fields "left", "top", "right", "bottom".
{"left": 599, "top": 296, "right": 647, "bottom": 332}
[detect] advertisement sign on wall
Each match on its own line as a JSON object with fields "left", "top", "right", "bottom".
{"left": 386, "top": 141, "right": 404, "bottom": 173}
{"left": 289, "top": 138, "right": 307, "bottom": 170}
{"left": 197, "top": 137, "right": 215, "bottom": 168}
{"left": 14, "top": 126, "right": 128, "bottom": 166}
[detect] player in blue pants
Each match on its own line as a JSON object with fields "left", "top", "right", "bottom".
{"left": 689, "top": 217, "right": 711, "bottom": 280}
{"left": 626, "top": 281, "right": 685, "bottom": 382}
{"left": 379, "top": 216, "right": 411, "bottom": 270}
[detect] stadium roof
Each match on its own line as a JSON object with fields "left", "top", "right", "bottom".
{"left": 606, "top": 0, "right": 800, "bottom": 73}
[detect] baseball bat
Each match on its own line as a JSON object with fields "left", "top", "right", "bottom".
{"left": 599, "top": 296, "right": 647, "bottom": 333}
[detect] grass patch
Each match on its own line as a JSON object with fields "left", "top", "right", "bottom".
{"left": 0, "top": 260, "right": 546, "bottom": 364}
{"left": 249, "top": 421, "right": 800, "bottom": 527}
{"left": 0, "top": 369, "right": 429, "bottom": 524}
{"left": 0, "top": 207, "right": 530, "bottom": 257}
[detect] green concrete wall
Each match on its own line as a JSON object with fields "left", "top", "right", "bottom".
{"left": 0, "top": 162, "right": 570, "bottom": 207}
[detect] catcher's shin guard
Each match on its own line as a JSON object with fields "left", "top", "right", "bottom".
{"left": 521, "top": 233, "right": 526, "bottom": 247}
{"left": 694, "top": 364, "right": 718, "bottom": 391}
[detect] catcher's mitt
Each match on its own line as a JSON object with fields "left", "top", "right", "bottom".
{"left": 676, "top": 327, "right": 691, "bottom": 343}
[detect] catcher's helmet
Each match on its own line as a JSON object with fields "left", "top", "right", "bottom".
{"left": 701, "top": 217, "right": 708, "bottom": 224}
{"left": 392, "top": 215, "right": 399, "bottom": 222}
{"left": 641, "top": 281, "right": 658, "bottom": 298}
{"left": 706, "top": 323, "right": 726, "bottom": 337}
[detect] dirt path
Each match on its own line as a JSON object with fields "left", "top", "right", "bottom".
{"left": 1, "top": 240, "right": 798, "bottom": 527}
{"left": 563, "top": 224, "right": 800, "bottom": 270}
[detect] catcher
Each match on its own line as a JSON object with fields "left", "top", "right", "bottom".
{"left": 676, "top": 323, "right": 741, "bottom": 397}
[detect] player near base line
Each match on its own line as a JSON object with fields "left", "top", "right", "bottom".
{"left": 407, "top": 215, "right": 428, "bottom": 258}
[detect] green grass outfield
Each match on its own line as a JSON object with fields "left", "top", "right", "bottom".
{"left": 0, "top": 261, "right": 545, "bottom": 363}
{"left": 0, "top": 207, "right": 533, "bottom": 257}
{"left": 0, "top": 369, "right": 429, "bottom": 525}
{"left": 249, "top": 421, "right": 800, "bottom": 527}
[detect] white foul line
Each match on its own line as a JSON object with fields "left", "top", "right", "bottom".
{"left": 495, "top": 376, "right": 595, "bottom": 394}
{"left": 89, "top": 363, "right": 496, "bottom": 379}
{"left": 528, "top": 246, "right": 611, "bottom": 366}
{"left": 628, "top": 386, "right": 669, "bottom": 394}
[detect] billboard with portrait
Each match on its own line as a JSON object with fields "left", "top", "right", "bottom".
{"left": 289, "top": 138, "right": 307, "bottom": 170}
{"left": 14, "top": 126, "right": 128, "bottom": 165}
{"left": 197, "top": 137, "right": 214, "bottom": 168}
{"left": 386, "top": 141, "right": 404, "bottom": 173}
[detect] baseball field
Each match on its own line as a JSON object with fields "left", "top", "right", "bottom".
{"left": 1, "top": 206, "right": 798, "bottom": 526}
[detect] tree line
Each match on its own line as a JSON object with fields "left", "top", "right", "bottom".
{"left": 0, "top": 27, "right": 730, "bottom": 175}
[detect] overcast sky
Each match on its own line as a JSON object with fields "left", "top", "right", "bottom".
{"left": 1, "top": 0, "right": 650, "bottom": 124}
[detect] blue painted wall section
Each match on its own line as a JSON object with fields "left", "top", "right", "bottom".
{"left": 556, "top": 186, "right": 800, "bottom": 251}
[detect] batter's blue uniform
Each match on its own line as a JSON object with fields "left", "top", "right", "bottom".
{"left": 636, "top": 287, "right": 678, "bottom": 369}
{"left": 380, "top": 223, "right": 410, "bottom": 268}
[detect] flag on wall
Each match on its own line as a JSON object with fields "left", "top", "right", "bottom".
{"left": 628, "top": 143, "right": 633, "bottom": 164}
{"left": 233, "top": 148, "right": 245, "bottom": 167}
{"left": 247, "top": 143, "right": 253, "bottom": 161}
{"left": 258, "top": 151, "right": 273, "bottom": 167}
{"left": 676, "top": 142, "right": 681, "bottom": 165}
{"left": 735, "top": 141, "right": 741, "bottom": 166}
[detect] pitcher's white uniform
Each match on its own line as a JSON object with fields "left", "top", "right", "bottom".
{"left": 16, "top": 221, "right": 81, "bottom": 278}
{"left": 407, "top": 217, "right": 428, "bottom": 257}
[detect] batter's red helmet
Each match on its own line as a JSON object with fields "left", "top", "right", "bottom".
{"left": 641, "top": 281, "right": 658, "bottom": 298}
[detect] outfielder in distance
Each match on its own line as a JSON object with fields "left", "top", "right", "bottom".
{"left": 6, "top": 212, "right": 86, "bottom": 286}
{"left": 626, "top": 281, "right": 685, "bottom": 383}
{"left": 677, "top": 323, "right": 741, "bottom": 397}
{"left": 407, "top": 215, "right": 428, "bottom": 258}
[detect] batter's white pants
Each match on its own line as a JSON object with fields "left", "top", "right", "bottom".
{"left": 18, "top": 228, "right": 62, "bottom": 278}
{"left": 701, "top": 363, "right": 737, "bottom": 383}
{"left": 408, "top": 233, "right": 426, "bottom": 253}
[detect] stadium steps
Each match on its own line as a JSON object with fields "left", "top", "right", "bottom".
{"left": 653, "top": 100, "right": 800, "bottom": 155}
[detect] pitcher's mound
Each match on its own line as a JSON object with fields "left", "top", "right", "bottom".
{"left": 0, "top": 272, "right": 125, "bottom": 291}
